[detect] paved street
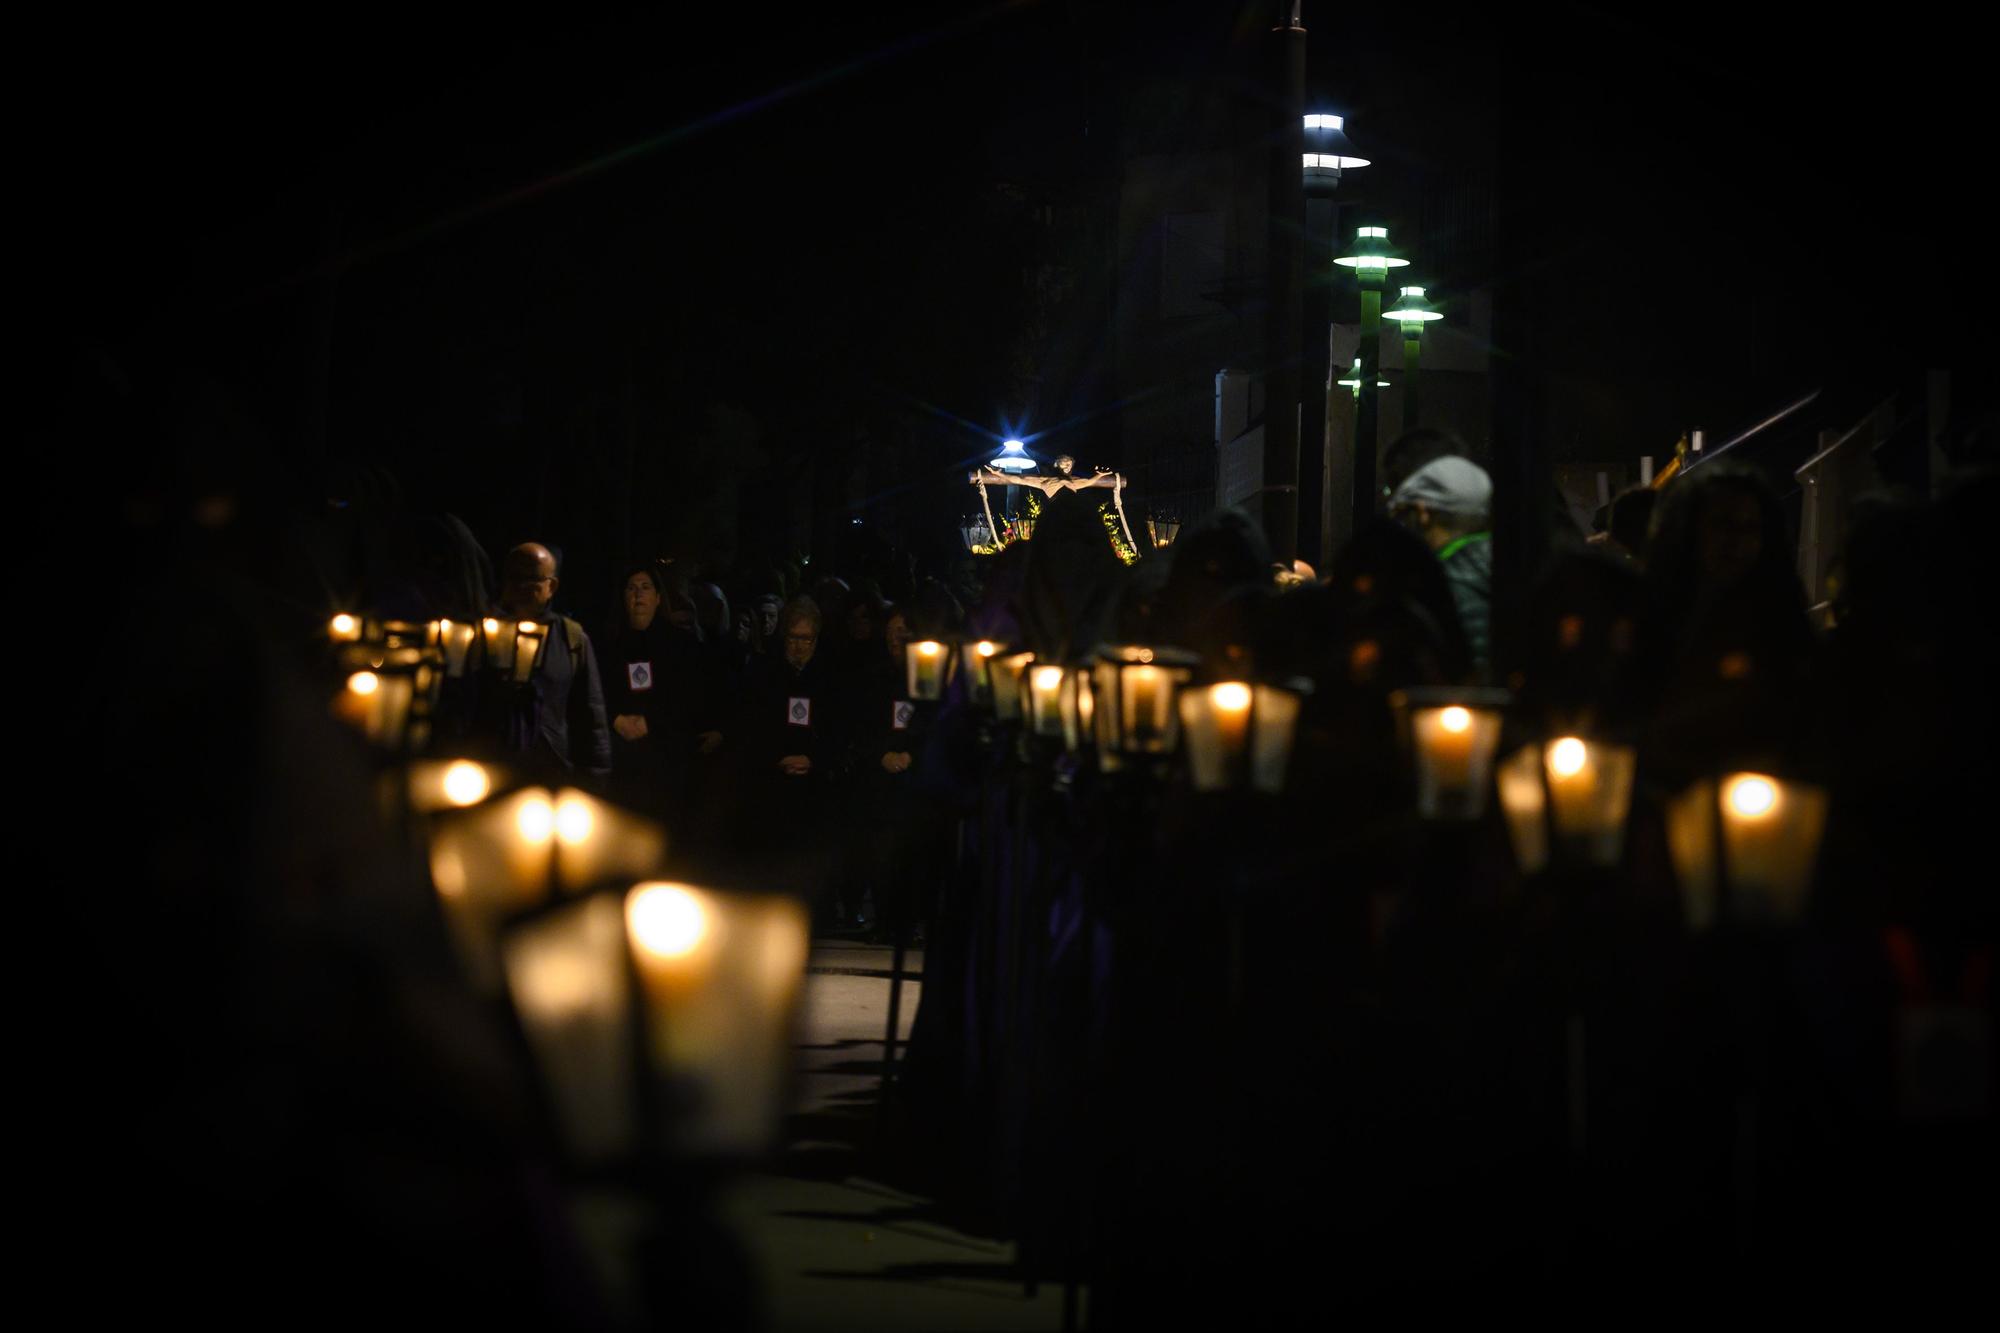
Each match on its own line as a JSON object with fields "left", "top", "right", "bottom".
{"left": 717, "top": 941, "right": 1070, "bottom": 1332}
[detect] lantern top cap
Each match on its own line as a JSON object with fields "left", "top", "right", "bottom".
{"left": 1334, "top": 224, "right": 1411, "bottom": 269}
{"left": 1094, "top": 642, "right": 1200, "bottom": 668}
{"left": 1388, "top": 285, "right": 1442, "bottom": 322}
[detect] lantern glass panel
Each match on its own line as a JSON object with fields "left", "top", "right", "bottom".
{"left": 437, "top": 618, "right": 478, "bottom": 676}
{"left": 991, "top": 650, "right": 1035, "bottom": 721}
{"left": 510, "top": 621, "right": 549, "bottom": 685}
{"left": 1666, "top": 774, "right": 1828, "bottom": 929}
{"left": 1060, "top": 667, "right": 1094, "bottom": 752}
{"left": 482, "top": 618, "right": 515, "bottom": 673}
{"left": 501, "top": 894, "right": 637, "bottom": 1164}
{"left": 906, "top": 640, "right": 950, "bottom": 701}
{"left": 961, "top": 640, "right": 1000, "bottom": 705}
{"left": 1249, "top": 684, "right": 1302, "bottom": 795}
{"left": 1496, "top": 745, "right": 1552, "bottom": 876}
{"left": 1026, "top": 664, "right": 1066, "bottom": 737}
{"left": 1542, "top": 738, "right": 1636, "bottom": 864}
{"left": 1400, "top": 695, "right": 1506, "bottom": 821}
{"left": 626, "top": 883, "right": 811, "bottom": 1157}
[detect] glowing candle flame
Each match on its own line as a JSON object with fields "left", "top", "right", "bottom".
{"left": 628, "top": 883, "right": 708, "bottom": 959}
{"left": 554, "top": 794, "right": 594, "bottom": 845}
{"left": 516, "top": 795, "right": 554, "bottom": 843}
{"left": 1212, "top": 682, "right": 1252, "bottom": 712}
{"left": 442, "top": 761, "right": 490, "bottom": 807}
{"left": 1725, "top": 774, "right": 1779, "bottom": 819}
{"left": 1440, "top": 706, "right": 1472, "bottom": 734}
{"left": 347, "top": 671, "right": 379, "bottom": 696}
{"left": 1550, "top": 737, "right": 1588, "bottom": 778}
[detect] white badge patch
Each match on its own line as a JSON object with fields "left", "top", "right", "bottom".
{"left": 892, "top": 701, "right": 915, "bottom": 731}
{"left": 627, "top": 661, "right": 653, "bottom": 692}
{"left": 788, "top": 696, "right": 811, "bottom": 727}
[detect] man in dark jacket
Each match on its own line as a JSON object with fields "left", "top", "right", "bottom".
{"left": 1389, "top": 456, "right": 1494, "bottom": 681}
{"left": 497, "top": 542, "right": 613, "bottom": 782}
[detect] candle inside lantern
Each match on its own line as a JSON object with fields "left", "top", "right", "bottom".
{"left": 1028, "top": 664, "right": 1066, "bottom": 736}
{"left": 1406, "top": 700, "right": 1505, "bottom": 821}
{"left": 1124, "top": 665, "right": 1172, "bottom": 748}
{"left": 438, "top": 618, "right": 478, "bottom": 676}
{"left": 1719, "top": 772, "right": 1827, "bottom": 924}
{"left": 907, "top": 640, "right": 948, "bottom": 701}
{"left": 483, "top": 617, "right": 515, "bottom": 673}
{"left": 963, "top": 640, "right": 1000, "bottom": 704}
{"left": 510, "top": 621, "right": 549, "bottom": 685}
{"left": 406, "top": 758, "right": 494, "bottom": 812}
{"left": 1541, "top": 736, "right": 1636, "bottom": 866}
{"left": 329, "top": 613, "right": 362, "bottom": 643}
{"left": 626, "top": 882, "right": 810, "bottom": 1156}
{"left": 1061, "top": 667, "right": 1095, "bottom": 751}
{"left": 1181, "top": 681, "right": 1251, "bottom": 791}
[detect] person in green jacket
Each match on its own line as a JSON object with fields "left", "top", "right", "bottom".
{"left": 1389, "top": 456, "right": 1494, "bottom": 680}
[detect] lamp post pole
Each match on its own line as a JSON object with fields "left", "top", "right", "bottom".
{"left": 1337, "top": 224, "right": 1410, "bottom": 528}
{"left": 1388, "top": 285, "right": 1441, "bottom": 430}
{"left": 1301, "top": 110, "right": 1368, "bottom": 568}
{"left": 1259, "top": 4, "right": 1308, "bottom": 560}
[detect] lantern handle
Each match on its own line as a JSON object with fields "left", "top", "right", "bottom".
{"left": 1111, "top": 473, "right": 1135, "bottom": 550}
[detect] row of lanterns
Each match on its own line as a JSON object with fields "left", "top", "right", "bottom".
{"left": 398, "top": 758, "right": 810, "bottom": 1166}
{"left": 326, "top": 612, "right": 557, "bottom": 752}
{"left": 905, "top": 635, "right": 1829, "bottom": 928}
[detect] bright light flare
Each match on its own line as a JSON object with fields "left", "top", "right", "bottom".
{"left": 516, "top": 794, "right": 555, "bottom": 843}
{"left": 1440, "top": 706, "right": 1472, "bottom": 734}
{"left": 442, "top": 761, "right": 490, "bottom": 807}
{"left": 1550, "top": 737, "right": 1588, "bottom": 778}
{"left": 347, "top": 671, "right": 379, "bottom": 696}
{"left": 555, "top": 794, "right": 594, "bottom": 845}
{"left": 628, "top": 883, "right": 708, "bottom": 959}
{"left": 1725, "top": 774, "right": 1780, "bottom": 819}
{"left": 1211, "top": 682, "right": 1253, "bottom": 712}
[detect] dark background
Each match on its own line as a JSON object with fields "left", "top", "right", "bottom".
{"left": 39, "top": 2, "right": 1988, "bottom": 624}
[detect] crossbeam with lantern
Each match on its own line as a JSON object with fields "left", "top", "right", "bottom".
{"left": 966, "top": 441, "right": 1139, "bottom": 559}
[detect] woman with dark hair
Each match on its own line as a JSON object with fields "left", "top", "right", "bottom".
{"left": 602, "top": 562, "right": 711, "bottom": 825}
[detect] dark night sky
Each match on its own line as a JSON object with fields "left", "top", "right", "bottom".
{"left": 40, "top": 2, "right": 1989, "bottom": 598}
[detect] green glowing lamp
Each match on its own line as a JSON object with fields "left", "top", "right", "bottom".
{"left": 1333, "top": 224, "right": 1411, "bottom": 271}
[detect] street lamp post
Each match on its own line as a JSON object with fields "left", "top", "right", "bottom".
{"left": 1335, "top": 224, "right": 1411, "bottom": 531}
{"left": 1387, "top": 284, "right": 1442, "bottom": 430}
{"left": 1301, "top": 112, "right": 1368, "bottom": 567}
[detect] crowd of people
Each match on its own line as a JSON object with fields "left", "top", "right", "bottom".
{"left": 78, "top": 393, "right": 1997, "bottom": 1324}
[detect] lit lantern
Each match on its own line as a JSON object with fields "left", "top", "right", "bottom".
{"left": 1147, "top": 513, "right": 1182, "bottom": 549}
{"left": 906, "top": 638, "right": 952, "bottom": 701}
{"left": 990, "top": 649, "right": 1036, "bottom": 722}
{"left": 1179, "top": 680, "right": 1308, "bottom": 794}
{"left": 405, "top": 758, "right": 498, "bottom": 813}
{"left": 1665, "top": 772, "right": 1829, "bottom": 930}
{"left": 332, "top": 649, "right": 420, "bottom": 751}
{"left": 427, "top": 786, "right": 668, "bottom": 992}
{"left": 508, "top": 620, "right": 550, "bottom": 685}
{"left": 481, "top": 618, "right": 513, "bottom": 673}
{"left": 1091, "top": 644, "right": 1198, "bottom": 769}
{"left": 1390, "top": 688, "right": 1510, "bottom": 821}
{"left": 961, "top": 639, "right": 1002, "bottom": 706}
{"left": 436, "top": 618, "right": 479, "bottom": 677}
{"left": 499, "top": 881, "right": 811, "bottom": 1163}
{"left": 1026, "top": 664, "right": 1067, "bottom": 738}
{"left": 1496, "top": 736, "right": 1638, "bottom": 873}
{"left": 1060, "top": 666, "right": 1095, "bottom": 752}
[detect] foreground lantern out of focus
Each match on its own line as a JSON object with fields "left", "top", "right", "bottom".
{"left": 1665, "top": 772, "right": 1829, "bottom": 929}
{"left": 1025, "top": 664, "right": 1067, "bottom": 740}
{"left": 1390, "top": 688, "right": 1510, "bottom": 821}
{"left": 990, "top": 649, "right": 1036, "bottom": 723}
{"left": 1179, "top": 680, "right": 1308, "bottom": 794}
{"left": 906, "top": 638, "right": 953, "bottom": 701}
{"left": 427, "top": 786, "right": 668, "bottom": 991}
{"left": 501, "top": 881, "right": 810, "bottom": 1163}
{"left": 1092, "top": 645, "right": 1198, "bottom": 769}
{"left": 1059, "top": 665, "right": 1095, "bottom": 753}
{"left": 961, "top": 639, "right": 1002, "bottom": 707}
{"left": 1495, "top": 735, "right": 1638, "bottom": 873}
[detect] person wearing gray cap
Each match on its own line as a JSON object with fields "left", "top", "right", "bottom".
{"left": 1389, "top": 456, "right": 1494, "bottom": 679}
